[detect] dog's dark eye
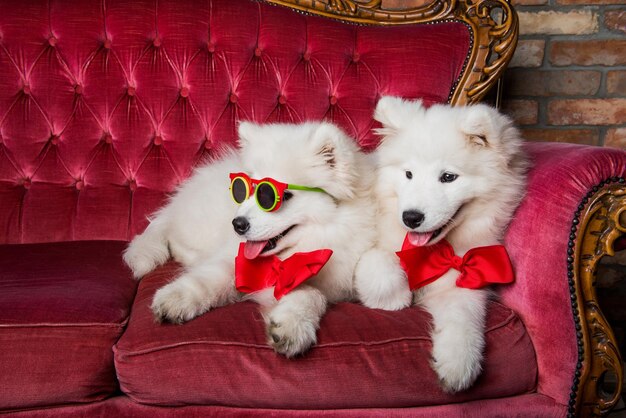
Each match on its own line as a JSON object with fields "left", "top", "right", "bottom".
{"left": 283, "top": 191, "right": 294, "bottom": 201}
{"left": 405, "top": 171, "right": 413, "bottom": 180}
{"left": 440, "top": 172, "right": 458, "bottom": 183}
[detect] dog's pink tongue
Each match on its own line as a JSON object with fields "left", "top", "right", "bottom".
{"left": 244, "top": 241, "right": 268, "bottom": 259}
{"left": 408, "top": 231, "right": 434, "bottom": 247}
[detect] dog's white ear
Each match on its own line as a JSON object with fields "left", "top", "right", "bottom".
{"left": 461, "top": 104, "right": 502, "bottom": 147}
{"left": 374, "top": 96, "right": 424, "bottom": 135}
{"left": 237, "top": 121, "right": 260, "bottom": 148}
{"left": 308, "top": 122, "right": 360, "bottom": 200}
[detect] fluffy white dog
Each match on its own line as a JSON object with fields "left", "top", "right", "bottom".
{"left": 355, "top": 97, "right": 528, "bottom": 392}
{"left": 124, "top": 121, "right": 376, "bottom": 357}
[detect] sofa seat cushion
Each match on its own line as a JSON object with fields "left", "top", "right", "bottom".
{"left": 0, "top": 241, "right": 137, "bottom": 411}
{"left": 114, "top": 262, "right": 537, "bottom": 409}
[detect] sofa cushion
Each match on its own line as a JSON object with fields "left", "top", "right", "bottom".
{"left": 114, "top": 262, "right": 537, "bottom": 409}
{"left": 0, "top": 241, "right": 137, "bottom": 411}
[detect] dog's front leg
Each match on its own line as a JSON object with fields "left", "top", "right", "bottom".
{"left": 151, "top": 257, "right": 239, "bottom": 324}
{"left": 264, "top": 285, "right": 327, "bottom": 358}
{"left": 355, "top": 248, "right": 412, "bottom": 310}
{"left": 419, "top": 286, "right": 488, "bottom": 393}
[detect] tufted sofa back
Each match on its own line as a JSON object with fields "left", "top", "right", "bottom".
{"left": 0, "top": 0, "right": 475, "bottom": 244}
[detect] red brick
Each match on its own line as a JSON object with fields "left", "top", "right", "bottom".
{"left": 557, "top": 0, "right": 624, "bottom": 3}
{"left": 521, "top": 128, "right": 599, "bottom": 145}
{"left": 550, "top": 40, "right": 626, "bottom": 66}
{"left": 548, "top": 99, "right": 626, "bottom": 125}
{"left": 519, "top": 10, "right": 598, "bottom": 35}
{"left": 605, "top": 128, "right": 626, "bottom": 150}
{"left": 512, "top": 0, "right": 548, "bottom": 5}
{"left": 502, "top": 100, "right": 538, "bottom": 125}
{"left": 605, "top": 10, "right": 626, "bottom": 34}
{"left": 509, "top": 40, "right": 545, "bottom": 68}
{"left": 505, "top": 70, "right": 600, "bottom": 96}
{"left": 607, "top": 71, "right": 626, "bottom": 96}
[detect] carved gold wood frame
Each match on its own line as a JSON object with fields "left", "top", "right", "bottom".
{"left": 261, "top": 0, "right": 518, "bottom": 105}
{"left": 574, "top": 181, "right": 625, "bottom": 417}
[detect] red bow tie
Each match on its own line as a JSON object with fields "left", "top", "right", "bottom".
{"left": 396, "top": 235, "right": 514, "bottom": 290}
{"left": 235, "top": 243, "right": 333, "bottom": 300}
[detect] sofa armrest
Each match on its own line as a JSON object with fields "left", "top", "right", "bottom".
{"left": 500, "top": 142, "right": 625, "bottom": 416}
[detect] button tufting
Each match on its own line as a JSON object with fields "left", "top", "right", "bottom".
{"left": 50, "top": 135, "right": 59, "bottom": 145}
{"left": 153, "top": 38, "right": 162, "bottom": 48}
{"left": 303, "top": 51, "right": 311, "bottom": 61}
{"left": 204, "top": 138, "right": 212, "bottom": 150}
{"left": 22, "top": 85, "right": 31, "bottom": 95}
{"left": 129, "top": 179, "right": 137, "bottom": 191}
{"left": 229, "top": 93, "right": 238, "bottom": 104}
{"left": 22, "top": 179, "right": 31, "bottom": 189}
{"left": 103, "top": 39, "right": 112, "bottom": 49}
{"left": 127, "top": 86, "right": 136, "bottom": 96}
{"left": 74, "top": 84, "right": 83, "bottom": 95}
{"left": 180, "top": 87, "right": 189, "bottom": 98}
{"left": 254, "top": 47, "right": 262, "bottom": 57}
{"left": 153, "top": 135, "right": 163, "bottom": 146}
{"left": 208, "top": 43, "right": 215, "bottom": 53}
{"left": 278, "top": 95, "right": 287, "bottom": 105}
{"left": 329, "top": 95, "right": 338, "bottom": 105}
{"left": 75, "top": 180, "right": 84, "bottom": 190}
{"left": 103, "top": 133, "right": 113, "bottom": 144}
{"left": 48, "top": 36, "right": 57, "bottom": 47}
{"left": 352, "top": 52, "right": 360, "bottom": 63}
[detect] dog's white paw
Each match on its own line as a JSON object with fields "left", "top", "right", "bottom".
{"left": 123, "top": 235, "right": 169, "bottom": 280}
{"left": 431, "top": 337, "right": 483, "bottom": 393}
{"left": 355, "top": 249, "right": 412, "bottom": 311}
{"left": 266, "top": 310, "right": 318, "bottom": 358}
{"left": 123, "top": 247, "right": 156, "bottom": 280}
{"left": 151, "top": 280, "right": 208, "bottom": 324}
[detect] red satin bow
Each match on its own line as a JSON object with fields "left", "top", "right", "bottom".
{"left": 235, "top": 243, "right": 333, "bottom": 300}
{"left": 396, "top": 235, "right": 514, "bottom": 290}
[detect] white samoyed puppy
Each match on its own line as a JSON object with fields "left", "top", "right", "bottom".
{"left": 355, "top": 97, "right": 528, "bottom": 392}
{"left": 124, "top": 121, "right": 376, "bottom": 357}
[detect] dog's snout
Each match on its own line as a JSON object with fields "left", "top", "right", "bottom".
{"left": 232, "top": 217, "right": 250, "bottom": 235}
{"left": 402, "top": 210, "right": 425, "bottom": 229}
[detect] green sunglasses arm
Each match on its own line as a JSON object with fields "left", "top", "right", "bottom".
{"left": 287, "top": 184, "right": 327, "bottom": 193}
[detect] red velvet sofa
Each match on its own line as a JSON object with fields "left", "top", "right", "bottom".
{"left": 1, "top": 0, "right": 624, "bottom": 416}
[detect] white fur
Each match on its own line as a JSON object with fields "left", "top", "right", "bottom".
{"left": 124, "top": 122, "right": 376, "bottom": 358}
{"left": 355, "top": 96, "right": 528, "bottom": 392}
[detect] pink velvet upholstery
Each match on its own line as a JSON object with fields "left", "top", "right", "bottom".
{"left": 4, "top": 393, "right": 566, "bottom": 418}
{"left": 0, "top": 0, "right": 469, "bottom": 245}
{"left": 0, "top": 241, "right": 136, "bottom": 411}
{"left": 114, "top": 262, "right": 536, "bottom": 409}
{"left": 502, "top": 143, "right": 626, "bottom": 407}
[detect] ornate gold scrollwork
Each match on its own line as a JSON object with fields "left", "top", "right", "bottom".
{"left": 575, "top": 183, "right": 625, "bottom": 416}
{"left": 452, "top": 0, "right": 518, "bottom": 104}
{"left": 263, "top": 0, "right": 455, "bottom": 27}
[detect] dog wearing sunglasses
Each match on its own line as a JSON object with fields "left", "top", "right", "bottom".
{"left": 124, "top": 121, "right": 376, "bottom": 357}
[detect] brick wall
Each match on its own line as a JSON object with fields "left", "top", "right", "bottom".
{"left": 503, "top": 0, "right": 626, "bottom": 149}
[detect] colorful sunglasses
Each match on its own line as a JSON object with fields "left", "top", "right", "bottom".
{"left": 229, "top": 172, "right": 326, "bottom": 212}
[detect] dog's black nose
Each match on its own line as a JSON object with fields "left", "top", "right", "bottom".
{"left": 232, "top": 217, "right": 250, "bottom": 235}
{"left": 402, "top": 210, "right": 425, "bottom": 229}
